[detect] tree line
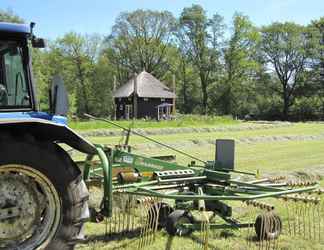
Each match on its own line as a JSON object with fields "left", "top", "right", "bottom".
{"left": 1, "top": 6, "right": 323, "bottom": 120}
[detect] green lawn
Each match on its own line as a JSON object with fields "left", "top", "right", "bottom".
{"left": 75, "top": 121, "right": 324, "bottom": 250}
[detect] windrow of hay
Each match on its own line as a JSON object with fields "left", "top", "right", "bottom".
{"left": 129, "top": 134, "right": 324, "bottom": 151}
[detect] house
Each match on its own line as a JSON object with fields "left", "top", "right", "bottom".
{"left": 113, "top": 71, "right": 176, "bottom": 120}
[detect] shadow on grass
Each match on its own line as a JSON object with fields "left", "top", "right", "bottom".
{"left": 82, "top": 228, "right": 142, "bottom": 249}
{"left": 82, "top": 228, "right": 258, "bottom": 250}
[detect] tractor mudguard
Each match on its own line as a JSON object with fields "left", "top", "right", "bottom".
{"left": 0, "top": 118, "right": 97, "bottom": 154}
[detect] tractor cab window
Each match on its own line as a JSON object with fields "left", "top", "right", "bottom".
{"left": 0, "top": 41, "right": 31, "bottom": 109}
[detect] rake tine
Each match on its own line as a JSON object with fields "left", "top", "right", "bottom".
{"left": 137, "top": 198, "right": 146, "bottom": 249}
{"left": 125, "top": 194, "right": 130, "bottom": 233}
{"left": 268, "top": 212, "right": 273, "bottom": 250}
{"left": 292, "top": 201, "right": 296, "bottom": 236}
{"left": 109, "top": 209, "right": 112, "bottom": 235}
{"left": 318, "top": 200, "right": 321, "bottom": 242}
{"left": 146, "top": 199, "right": 153, "bottom": 245}
{"left": 307, "top": 202, "right": 312, "bottom": 240}
{"left": 152, "top": 199, "right": 161, "bottom": 242}
{"left": 285, "top": 200, "right": 292, "bottom": 235}
{"left": 297, "top": 201, "right": 301, "bottom": 236}
{"left": 302, "top": 201, "right": 306, "bottom": 239}
{"left": 265, "top": 213, "right": 271, "bottom": 250}
{"left": 130, "top": 195, "right": 135, "bottom": 232}
{"left": 245, "top": 201, "right": 256, "bottom": 249}
{"left": 259, "top": 213, "right": 265, "bottom": 250}
{"left": 312, "top": 202, "right": 316, "bottom": 241}
{"left": 273, "top": 212, "right": 279, "bottom": 250}
{"left": 105, "top": 216, "right": 108, "bottom": 237}
{"left": 121, "top": 195, "right": 126, "bottom": 234}
{"left": 298, "top": 201, "right": 304, "bottom": 236}
{"left": 204, "top": 212, "right": 210, "bottom": 250}
{"left": 146, "top": 199, "right": 153, "bottom": 246}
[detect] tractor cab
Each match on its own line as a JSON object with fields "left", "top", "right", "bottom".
{"left": 0, "top": 22, "right": 96, "bottom": 154}
{"left": 0, "top": 23, "right": 36, "bottom": 110}
{"left": 0, "top": 22, "right": 68, "bottom": 124}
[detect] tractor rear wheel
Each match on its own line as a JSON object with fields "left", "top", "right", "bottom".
{"left": 0, "top": 137, "right": 89, "bottom": 250}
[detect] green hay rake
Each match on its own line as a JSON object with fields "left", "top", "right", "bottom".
{"left": 81, "top": 115, "right": 324, "bottom": 249}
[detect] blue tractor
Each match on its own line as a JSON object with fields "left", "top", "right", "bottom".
{"left": 0, "top": 22, "right": 93, "bottom": 249}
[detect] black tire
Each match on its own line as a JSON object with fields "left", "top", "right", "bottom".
{"left": 0, "top": 137, "right": 89, "bottom": 250}
{"left": 148, "top": 202, "right": 174, "bottom": 229}
{"left": 165, "top": 210, "right": 194, "bottom": 236}
{"left": 254, "top": 213, "right": 282, "bottom": 240}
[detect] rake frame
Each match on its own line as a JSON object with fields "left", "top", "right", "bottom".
{"left": 81, "top": 143, "right": 319, "bottom": 235}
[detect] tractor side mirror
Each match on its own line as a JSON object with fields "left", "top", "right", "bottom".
{"left": 32, "top": 37, "right": 46, "bottom": 48}
{"left": 49, "top": 75, "right": 69, "bottom": 116}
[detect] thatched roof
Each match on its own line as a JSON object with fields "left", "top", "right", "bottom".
{"left": 113, "top": 71, "right": 176, "bottom": 99}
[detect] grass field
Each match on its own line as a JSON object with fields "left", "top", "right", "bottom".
{"left": 75, "top": 121, "right": 324, "bottom": 250}
{"left": 69, "top": 115, "right": 237, "bottom": 130}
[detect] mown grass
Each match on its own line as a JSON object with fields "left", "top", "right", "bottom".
{"left": 75, "top": 122, "right": 324, "bottom": 250}
{"left": 69, "top": 114, "right": 237, "bottom": 130}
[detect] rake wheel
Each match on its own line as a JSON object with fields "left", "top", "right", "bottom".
{"left": 165, "top": 210, "right": 194, "bottom": 236}
{"left": 255, "top": 213, "right": 282, "bottom": 240}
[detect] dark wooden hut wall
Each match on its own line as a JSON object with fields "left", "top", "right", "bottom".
{"left": 115, "top": 96, "right": 173, "bottom": 120}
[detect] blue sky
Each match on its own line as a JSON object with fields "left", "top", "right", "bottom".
{"left": 1, "top": 0, "right": 323, "bottom": 39}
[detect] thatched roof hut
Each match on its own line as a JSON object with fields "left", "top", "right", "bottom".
{"left": 113, "top": 71, "right": 176, "bottom": 120}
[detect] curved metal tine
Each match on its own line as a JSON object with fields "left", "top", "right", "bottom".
{"left": 131, "top": 195, "right": 136, "bottom": 232}
{"left": 269, "top": 212, "right": 274, "bottom": 250}
{"left": 295, "top": 200, "right": 300, "bottom": 236}
{"left": 147, "top": 198, "right": 156, "bottom": 245}
{"left": 152, "top": 199, "right": 161, "bottom": 242}
{"left": 273, "top": 212, "right": 280, "bottom": 250}
{"left": 115, "top": 195, "right": 119, "bottom": 234}
{"left": 302, "top": 201, "right": 307, "bottom": 239}
{"left": 118, "top": 195, "right": 123, "bottom": 234}
{"left": 319, "top": 198, "right": 323, "bottom": 243}
{"left": 259, "top": 213, "right": 265, "bottom": 250}
{"left": 285, "top": 200, "right": 292, "bottom": 236}
{"left": 203, "top": 210, "right": 210, "bottom": 250}
{"left": 125, "top": 194, "right": 131, "bottom": 233}
{"left": 298, "top": 200, "right": 303, "bottom": 237}
{"left": 112, "top": 195, "right": 117, "bottom": 234}
{"left": 245, "top": 202, "right": 256, "bottom": 249}
{"left": 149, "top": 198, "right": 159, "bottom": 245}
{"left": 306, "top": 202, "right": 312, "bottom": 240}
{"left": 312, "top": 201, "right": 316, "bottom": 241}
{"left": 142, "top": 198, "right": 149, "bottom": 249}
{"left": 137, "top": 198, "right": 146, "bottom": 249}
{"left": 117, "top": 195, "right": 121, "bottom": 234}
{"left": 265, "top": 212, "right": 272, "bottom": 250}
{"left": 292, "top": 201, "right": 297, "bottom": 237}
{"left": 143, "top": 198, "right": 154, "bottom": 247}
{"left": 122, "top": 193, "right": 126, "bottom": 233}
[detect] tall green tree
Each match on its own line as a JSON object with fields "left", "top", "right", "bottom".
{"left": 0, "top": 9, "right": 24, "bottom": 23}
{"left": 52, "top": 33, "right": 104, "bottom": 116}
{"left": 261, "top": 22, "right": 315, "bottom": 119}
{"left": 107, "top": 9, "right": 176, "bottom": 82}
{"left": 178, "top": 5, "right": 224, "bottom": 114}
{"left": 310, "top": 17, "right": 324, "bottom": 86}
{"left": 215, "top": 13, "right": 260, "bottom": 116}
